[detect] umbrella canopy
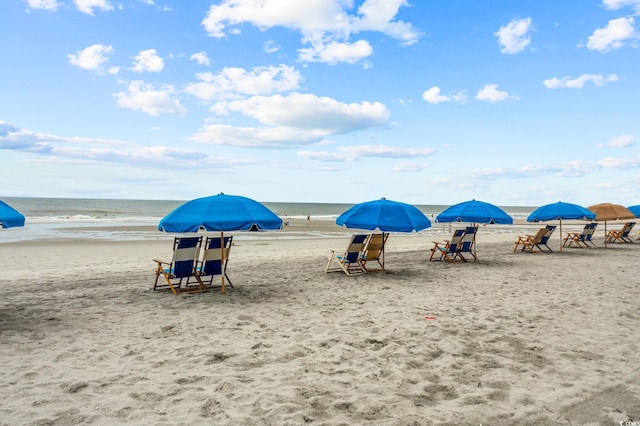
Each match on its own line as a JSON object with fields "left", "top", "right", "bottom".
{"left": 0, "top": 200, "right": 25, "bottom": 228}
{"left": 158, "top": 193, "right": 282, "bottom": 233}
{"left": 587, "top": 203, "right": 635, "bottom": 221}
{"left": 527, "top": 201, "right": 595, "bottom": 252}
{"left": 627, "top": 205, "right": 640, "bottom": 217}
{"left": 528, "top": 201, "right": 595, "bottom": 222}
{"left": 587, "top": 203, "right": 636, "bottom": 247}
{"left": 336, "top": 198, "right": 431, "bottom": 233}
{"left": 435, "top": 199, "right": 513, "bottom": 224}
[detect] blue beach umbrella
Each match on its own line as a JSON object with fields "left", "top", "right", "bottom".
{"left": 627, "top": 205, "right": 640, "bottom": 217}
{"left": 158, "top": 193, "right": 282, "bottom": 293}
{"left": 528, "top": 201, "right": 595, "bottom": 222}
{"left": 0, "top": 200, "right": 25, "bottom": 228}
{"left": 435, "top": 199, "right": 513, "bottom": 224}
{"left": 527, "top": 201, "right": 595, "bottom": 251}
{"left": 435, "top": 199, "right": 512, "bottom": 260}
{"left": 336, "top": 198, "right": 431, "bottom": 270}
{"left": 158, "top": 193, "right": 282, "bottom": 233}
{"left": 336, "top": 198, "right": 431, "bottom": 233}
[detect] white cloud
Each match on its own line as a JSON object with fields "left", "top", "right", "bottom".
{"left": 0, "top": 120, "right": 126, "bottom": 152}
{"left": 218, "top": 93, "right": 390, "bottom": 132}
{"left": 298, "top": 39, "right": 373, "bottom": 64}
{"left": 0, "top": 121, "right": 253, "bottom": 170}
{"left": 298, "top": 144, "right": 435, "bottom": 162}
{"left": 598, "top": 134, "right": 636, "bottom": 147}
{"left": 73, "top": 0, "right": 113, "bottom": 15}
{"left": 25, "top": 0, "right": 62, "bottom": 11}
{"left": 192, "top": 93, "right": 390, "bottom": 148}
{"left": 586, "top": 17, "right": 635, "bottom": 52}
{"left": 475, "top": 84, "right": 515, "bottom": 102}
{"left": 351, "top": 0, "right": 420, "bottom": 45}
{"left": 201, "top": 0, "right": 420, "bottom": 64}
{"left": 67, "top": 44, "right": 114, "bottom": 71}
{"left": 264, "top": 40, "right": 280, "bottom": 53}
{"left": 422, "top": 86, "right": 466, "bottom": 104}
{"left": 392, "top": 161, "right": 428, "bottom": 172}
{"left": 130, "top": 49, "right": 164, "bottom": 73}
{"left": 603, "top": 0, "right": 640, "bottom": 13}
{"left": 190, "top": 52, "right": 211, "bottom": 66}
{"left": 114, "top": 81, "right": 187, "bottom": 116}
{"left": 138, "top": 0, "right": 172, "bottom": 12}
{"left": 467, "top": 154, "right": 640, "bottom": 181}
{"left": 185, "top": 65, "right": 303, "bottom": 101}
{"left": 191, "top": 124, "right": 330, "bottom": 148}
{"left": 595, "top": 156, "right": 640, "bottom": 168}
{"left": 543, "top": 73, "right": 619, "bottom": 88}
{"left": 495, "top": 17, "right": 533, "bottom": 54}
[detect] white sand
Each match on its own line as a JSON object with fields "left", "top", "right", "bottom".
{"left": 1, "top": 223, "right": 639, "bottom": 425}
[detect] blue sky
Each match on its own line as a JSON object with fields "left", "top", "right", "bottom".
{"left": 2, "top": 0, "right": 640, "bottom": 206}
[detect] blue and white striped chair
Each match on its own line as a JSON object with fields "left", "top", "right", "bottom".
{"left": 326, "top": 234, "right": 369, "bottom": 275}
{"left": 430, "top": 228, "right": 465, "bottom": 261}
{"left": 564, "top": 222, "right": 598, "bottom": 248}
{"left": 195, "top": 235, "right": 233, "bottom": 293}
{"left": 453, "top": 226, "right": 478, "bottom": 262}
{"left": 153, "top": 236, "right": 204, "bottom": 294}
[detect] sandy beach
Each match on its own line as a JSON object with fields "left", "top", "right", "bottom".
{"left": 1, "top": 220, "right": 639, "bottom": 425}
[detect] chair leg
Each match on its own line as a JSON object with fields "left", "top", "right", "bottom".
{"left": 160, "top": 273, "right": 180, "bottom": 295}
{"left": 429, "top": 247, "right": 445, "bottom": 261}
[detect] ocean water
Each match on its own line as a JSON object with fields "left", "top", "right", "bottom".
{"left": 0, "top": 197, "right": 536, "bottom": 243}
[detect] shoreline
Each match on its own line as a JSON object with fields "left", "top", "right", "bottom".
{"left": 0, "top": 216, "right": 623, "bottom": 245}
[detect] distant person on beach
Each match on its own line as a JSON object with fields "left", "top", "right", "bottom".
{"left": 307, "top": 214, "right": 310, "bottom": 225}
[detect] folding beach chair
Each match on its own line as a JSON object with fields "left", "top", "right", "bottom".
{"left": 153, "top": 236, "right": 204, "bottom": 295}
{"left": 326, "top": 234, "right": 369, "bottom": 275}
{"left": 429, "top": 228, "right": 465, "bottom": 261}
{"left": 538, "top": 225, "right": 556, "bottom": 251}
{"left": 514, "top": 225, "right": 556, "bottom": 253}
{"left": 453, "top": 226, "right": 478, "bottom": 262}
{"left": 582, "top": 222, "right": 598, "bottom": 247}
{"left": 605, "top": 222, "right": 635, "bottom": 244}
{"left": 193, "top": 235, "right": 233, "bottom": 292}
{"left": 360, "top": 233, "right": 388, "bottom": 272}
{"left": 563, "top": 222, "right": 597, "bottom": 248}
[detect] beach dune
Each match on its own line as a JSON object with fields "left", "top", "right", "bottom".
{"left": 1, "top": 225, "right": 639, "bottom": 425}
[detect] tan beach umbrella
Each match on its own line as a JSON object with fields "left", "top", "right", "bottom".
{"left": 587, "top": 203, "right": 635, "bottom": 247}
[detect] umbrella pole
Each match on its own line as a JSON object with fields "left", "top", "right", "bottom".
{"left": 473, "top": 223, "right": 477, "bottom": 260}
{"left": 220, "top": 231, "right": 226, "bottom": 294}
{"left": 604, "top": 221, "right": 607, "bottom": 248}
{"left": 382, "top": 232, "right": 386, "bottom": 271}
{"left": 559, "top": 219, "right": 563, "bottom": 253}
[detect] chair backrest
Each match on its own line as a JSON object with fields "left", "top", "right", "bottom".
{"left": 171, "top": 236, "right": 202, "bottom": 278}
{"left": 540, "top": 225, "right": 556, "bottom": 244}
{"left": 530, "top": 227, "right": 548, "bottom": 244}
{"left": 621, "top": 222, "right": 635, "bottom": 237}
{"left": 362, "top": 233, "right": 388, "bottom": 260}
{"left": 583, "top": 222, "right": 597, "bottom": 241}
{"left": 446, "top": 229, "right": 466, "bottom": 253}
{"left": 458, "top": 226, "right": 477, "bottom": 252}
{"left": 200, "top": 235, "right": 233, "bottom": 276}
{"left": 345, "top": 234, "right": 369, "bottom": 263}
{"left": 576, "top": 223, "right": 592, "bottom": 241}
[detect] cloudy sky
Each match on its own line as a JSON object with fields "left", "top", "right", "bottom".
{"left": 2, "top": 0, "right": 640, "bottom": 205}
